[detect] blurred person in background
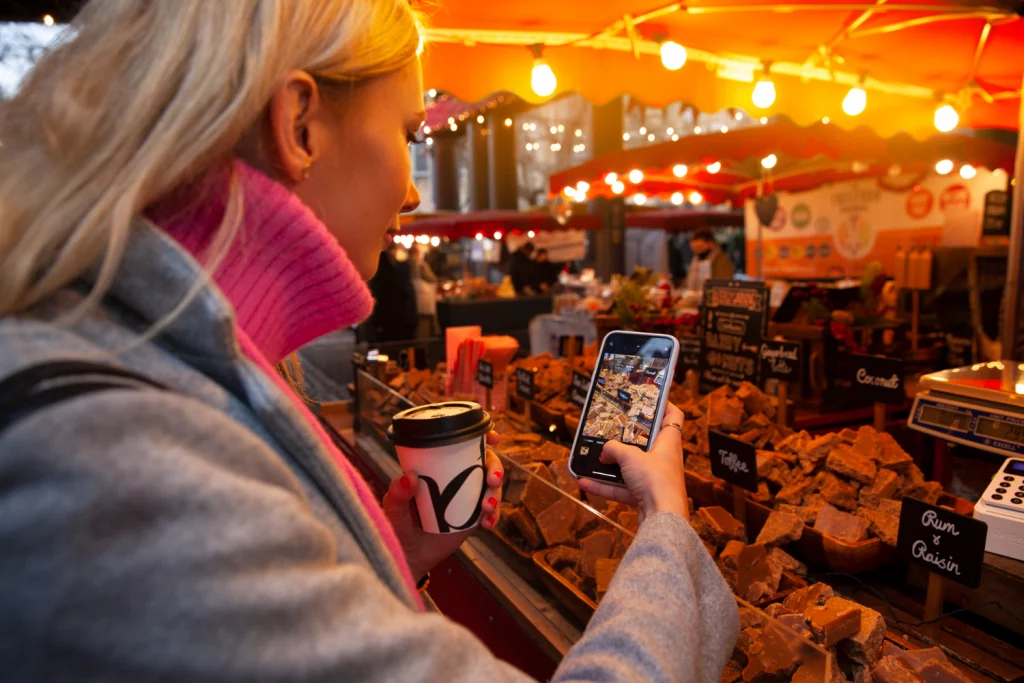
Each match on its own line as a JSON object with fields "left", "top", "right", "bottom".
{"left": 367, "top": 238, "right": 418, "bottom": 342}
{"left": 508, "top": 241, "right": 536, "bottom": 294}
{"left": 685, "top": 228, "right": 735, "bottom": 291}
{"left": 409, "top": 244, "right": 438, "bottom": 338}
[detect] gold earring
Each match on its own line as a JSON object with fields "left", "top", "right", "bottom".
{"left": 301, "top": 164, "right": 312, "bottom": 180}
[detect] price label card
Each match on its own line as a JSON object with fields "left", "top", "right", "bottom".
{"left": 760, "top": 340, "right": 801, "bottom": 384}
{"left": 516, "top": 368, "right": 536, "bottom": 401}
{"left": 709, "top": 430, "right": 759, "bottom": 492}
{"left": 559, "top": 335, "right": 585, "bottom": 358}
{"left": 678, "top": 337, "right": 702, "bottom": 373}
{"left": 698, "top": 280, "right": 770, "bottom": 393}
{"left": 897, "top": 498, "right": 988, "bottom": 588}
{"left": 598, "top": 376, "right": 606, "bottom": 387}
{"left": 477, "top": 359, "right": 494, "bottom": 389}
{"left": 849, "top": 354, "right": 905, "bottom": 405}
{"left": 570, "top": 371, "right": 590, "bottom": 410}
{"left": 617, "top": 389, "right": 631, "bottom": 404}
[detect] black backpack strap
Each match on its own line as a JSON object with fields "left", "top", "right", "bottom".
{"left": 0, "top": 360, "right": 167, "bottom": 435}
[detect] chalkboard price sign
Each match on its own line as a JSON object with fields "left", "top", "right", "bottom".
{"left": 760, "top": 340, "right": 801, "bottom": 384}
{"left": 849, "top": 354, "right": 905, "bottom": 405}
{"left": 477, "top": 359, "right": 494, "bottom": 389}
{"left": 699, "top": 280, "right": 770, "bottom": 393}
{"left": 678, "top": 336, "right": 702, "bottom": 373}
{"left": 570, "top": 371, "right": 590, "bottom": 410}
{"left": 982, "top": 190, "right": 1011, "bottom": 237}
{"left": 559, "top": 335, "right": 585, "bottom": 358}
{"left": 617, "top": 389, "right": 631, "bottom": 404}
{"left": 516, "top": 368, "right": 536, "bottom": 401}
{"left": 897, "top": 497, "right": 988, "bottom": 588}
{"left": 709, "top": 430, "right": 759, "bottom": 493}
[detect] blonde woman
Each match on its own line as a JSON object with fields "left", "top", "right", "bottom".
{"left": 0, "top": 2, "right": 737, "bottom": 681}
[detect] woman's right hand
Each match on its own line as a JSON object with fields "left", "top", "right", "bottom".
{"left": 578, "top": 401, "right": 689, "bottom": 523}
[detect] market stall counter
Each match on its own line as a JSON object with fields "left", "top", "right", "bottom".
{"left": 438, "top": 295, "right": 554, "bottom": 337}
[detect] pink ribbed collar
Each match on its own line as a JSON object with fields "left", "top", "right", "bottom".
{"left": 151, "top": 160, "right": 374, "bottom": 364}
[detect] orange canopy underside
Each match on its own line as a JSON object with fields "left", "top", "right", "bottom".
{"left": 420, "top": 1, "right": 1023, "bottom": 138}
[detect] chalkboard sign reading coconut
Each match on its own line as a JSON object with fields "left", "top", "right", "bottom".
{"left": 698, "top": 280, "right": 770, "bottom": 393}
{"left": 849, "top": 354, "right": 905, "bottom": 406}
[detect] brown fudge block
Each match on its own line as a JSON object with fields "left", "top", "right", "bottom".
{"left": 763, "top": 603, "right": 792, "bottom": 618}
{"left": 709, "top": 393, "right": 746, "bottom": 432}
{"left": 775, "top": 430, "right": 811, "bottom": 455}
{"left": 830, "top": 597, "right": 887, "bottom": 665}
{"left": 509, "top": 506, "right": 543, "bottom": 549}
{"left": 871, "top": 656, "right": 926, "bottom": 683}
{"left": 743, "top": 623, "right": 800, "bottom": 682}
{"left": 559, "top": 566, "right": 584, "bottom": 590}
{"left": 753, "top": 481, "right": 774, "bottom": 504}
{"left": 778, "top": 613, "right": 814, "bottom": 640}
{"left": 757, "top": 450, "right": 792, "bottom": 487}
{"left": 546, "top": 545, "right": 582, "bottom": 571}
{"left": 737, "top": 626, "right": 764, "bottom": 659}
{"left": 521, "top": 464, "right": 561, "bottom": 517}
{"left": 738, "top": 427, "right": 767, "bottom": 444}
{"left": 740, "top": 606, "right": 766, "bottom": 630}
{"left": 744, "top": 581, "right": 775, "bottom": 604}
{"left": 805, "top": 597, "right": 862, "bottom": 646}
{"left": 878, "top": 498, "right": 903, "bottom": 517}
{"left": 777, "top": 503, "right": 818, "bottom": 525}
{"left": 533, "top": 440, "right": 569, "bottom": 463}
{"left": 617, "top": 510, "right": 640, "bottom": 535}
{"left": 721, "top": 658, "right": 744, "bottom": 683}
{"left": 815, "top": 502, "right": 872, "bottom": 542}
{"left": 737, "top": 543, "right": 783, "bottom": 601}
{"left": 736, "top": 381, "right": 771, "bottom": 417}
{"left": 720, "top": 540, "right": 746, "bottom": 570}
{"left": 579, "top": 529, "right": 616, "bottom": 578}
{"left": 827, "top": 445, "right": 879, "bottom": 484}
{"left": 917, "top": 661, "right": 972, "bottom": 683}
{"left": 595, "top": 557, "right": 621, "bottom": 598}
{"left": 868, "top": 469, "right": 902, "bottom": 498}
{"left": 907, "top": 481, "right": 944, "bottom": 506}
{"left": 881, "top": 644, "right": 950, "bottom": 670}
{"left": 850, "top": 427, "right": 880, "bottom": 461}
{"left": 783, "top": 582, "right": 836, "bottom": 613}
{"left": 548, "top": 459, "right": 580, "bottom": 499}
{"left": 857, "top": 507, "right": 900, "bottom": 546}
{"left": 687, "top": 454, "right": 715, "bottom": 478}
{"left": 755, "top": 511, "right": 805, "bottom": 546}
{"left": 776, "top": 476, "right": 815, "bottom": 506}
{"left": 535, "top": 496, "right": 578, "bottom": 546}
{"left": 495, "top": 502, "right": 519, "bottom": 536}
{"left": 876, "top": 433, "right": 915, "bottom": 473}
{"left": 803, "top": 432, "right": 843, "bottom": 468}
{"left": 770, "top": 546, "right": 808, "bottom": 576}
{"left": 816, "top": 471, "right": 861, "bottom": 511}
{"left": 693, "top": 506, "right": 747, "bottom": 546}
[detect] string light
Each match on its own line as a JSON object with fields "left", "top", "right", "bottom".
{"left": 527, "top": 231, "right": 536, "bottom": 238}
{"left": 734, "top": 111, "right": 743, "bottom": 121}
{"left": 612, "top": 180, "right": 625, "bottom": 194}
{"left": 821, "top": 116, "right": 830, "bottom": 124}
{"left": 428, "top": 89, "right": 437, "bottom": 97}
{"left": 842, "top": 86, "right": 867, "bottom": 116}
{"left": 628, "top": 169, "right": 643, "bottom": 183}
{"left": 505, "top": 118, "right": 513, "bottom": 127}
{"left": 529, "top": 123, "right": 537, "bottom": 132}
{"left": 550, "top": 126, "right": 558, "bottom": 135}
{"left": 575, "top": 129, "right": 583, "bottom": 137}
{"left": 416, "top": 235, "right": 431, "bottom": 245}
{"left": 43, "top": 14, "right": 55, "bottom": 25}
{"left": 623, "top": 133, "right": 631, "bottom": 141}
{"left": 605, "top": 172, "right": 618, "bottom": 185}
{"left": 935, "top": 159, "right": 954, "bottom": 175}
{"left": 934, "top": 104, "right": 959, "bottom": 132}
{"left": 450, "top": 123, "right": 458, "bottom": 132}
{"left": 430, "top": 236, "right": 440, "bottom": 247}
{"left": 760, "top": 117, "right": 768, "bottom": 124}
{"left": 673, "top": 164, "right": 688, "bottom": 178}
{"left": 475, "top": 233, "right": 484, "bottom": 241}
{"left": 523, "top": 123, "right": 530, "bottom": 131}
{"left": 423, "top": 126, "right": 431, "bottom": 134}
{"left": 576, "top": 181, "right": 590, "bottom": 193}
{"left": 752, "top": 66, "right": 776, "bottom": 109}
{"left": 671, "top": 134, "right": 679, "bottom": 141}
{"left": 557, "top": 125, "right": 565, "bottom": 133}
{"left": 720, "top": 125, "right": 729, "bottom": 133}
{"left": 530, "top": 45, "right": 557, "bottom": 97}
{"left": 694, "top": 126, "right": 702, "bottom": 134}
{"left": 689, "top": 191, "right": 704, "bottom": 204}
{"left": 639, "top": 127, "right": 647, "bottom": 135}
{"left": 667, "top": 127, "right": 675, "bottom": 135}
{"left": 550, "top": 143, "right": 561, "bottom": 151}
{"left": 426, "top": 138, "right": 434, "bottom": 146}
{"left": 633, "top": 194, "right": 647, "bottom": 205}
{"left": 959, "top": 164, "right": 977, "bottom": 179}
{"left": 660, "top": 40, "right": 688, "bottom": 71}
{"left": 563, "top": 186, "right": 576, "bottom": 197}
{"left": 671, "top": 192, "right": 684, "bottom": 205}
{"left": 707, "top": 161, "right": 722, "bottom": 174}
{"left": 647, "top": 133, "right": 655, "bottom": 142}
{"left": 494, "top": 231, "right": 503, "bottom": 240}
{"left": 761, "top": 154, "right": 778, "bottom": 169}
{"left": 525, "top": 143, "right": 533, "bottom": 151}
{"left": 476, "top": 115, "right": 485, "bottom": 124}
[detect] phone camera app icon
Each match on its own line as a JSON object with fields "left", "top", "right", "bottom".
{"left": 580, "top": 446, "right": 590, "bottom": 456}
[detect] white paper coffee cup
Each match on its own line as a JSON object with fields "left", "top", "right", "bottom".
{"left": 387, "top": 402, "right": 492, "bottom": 534}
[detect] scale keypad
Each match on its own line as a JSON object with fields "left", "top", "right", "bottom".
{"left": 982, "top": 461, "right": 1024, "bottom": 514}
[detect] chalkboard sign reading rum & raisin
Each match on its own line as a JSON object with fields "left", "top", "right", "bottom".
{"left": 699, "top": 280, "right": 770, "bottom": 393}
{"left": 897, "top": 497, "right": 988, "bottom": 588}
{"left": 516, "top": 368, "right": 536, "bottom": 401}
{"left": 709, "top": 430, "right": 759, "bottom": 493}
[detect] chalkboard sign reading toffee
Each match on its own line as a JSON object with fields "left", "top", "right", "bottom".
{"left": 678, "top": 336, "right": 702, "bottom": 373}
{"left": 476, "top": 359, "right": 494, "bottom": 389}
{"left": 897, "top": 497, "right": 988, "bottom": 588}
{"left": 849, "top": 354, "right": 905, "bottom": 405}
{"left": 516, "top": 368, "right": 536, "bottom": 401}
{"left": 699, "top": 280, "right": 770, "bottom": 393}
{"left": 570, "top": 371, "right": 590, "bottom": 410}
{"left": 709, "top": 430, "right": 759, "bottom": 493}
{"left": 759, "top": 340, "right": 801, "bottom": 384}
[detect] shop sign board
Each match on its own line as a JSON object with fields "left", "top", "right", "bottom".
{"left": 709, "top": 430, "right": 759, "bottom": 493}
{"left": 516, "top": 368, "right": 536, "bottom": 401}
{"left": 848, "top": 354, "right": 905, "bottom": 405}
{"left": 570, "top": 371, "right": 590, "bottom": 410}
{"left": 678, "top": 336, "right": 702, "bottom": 373}
{"left": 897, "top": 498, "right": 988, "bottom": 588}
{"left": 759, "top": 340, "right": 801, "bottom": 384}
{"left": 982, "top": 190, "right": 1011, "bottom": 236}
{"left": 698, "top": 280, "right": 770, "bottom": 393}
{"left": 477, "top": 360, "right": 494, "bottom": 389}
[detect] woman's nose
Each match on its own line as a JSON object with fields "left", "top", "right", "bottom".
{"left": 402, "top": 182, "right": 421, "bottom": 214}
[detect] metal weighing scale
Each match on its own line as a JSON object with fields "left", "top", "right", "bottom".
{"left": 908, "top": 361, "right": 1024, "bottom": 561}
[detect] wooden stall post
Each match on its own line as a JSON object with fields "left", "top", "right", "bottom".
{"left": 922, "top": 572, "right": 946, "bottom": 641}
{"left": 406, "top": 346, "right": 417, "bottom": 371}
{"left": 911, "top": 291, "right": 921, "bottom": 352}
{"left": 777, "top": 381, "right": 789, "bottom": 429}
{"left": 732, "top": 485, "right": 748, "bottom": 529}
{"left": 874, "top": 402, "right": 887, "bottom": 432}
{"left": 687, "top": 369, "right": 700, "bottom": 399}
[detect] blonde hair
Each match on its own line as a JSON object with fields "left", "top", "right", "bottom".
{"left": 0, "top": 0, "right": 423, "bottom": 319}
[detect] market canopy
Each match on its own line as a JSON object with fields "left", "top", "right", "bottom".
{"left": 419, "top": 1, "right": 1024, "bottom": 138}
{"left": 547, "top": 120, "right": 1015, "bottom": 204}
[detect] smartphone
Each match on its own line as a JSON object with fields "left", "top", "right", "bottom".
{"left": 568, "top": 331, "right": 679, "bottom": 486}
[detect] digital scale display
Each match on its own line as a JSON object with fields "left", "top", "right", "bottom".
{"left": 975, "top": 417, "right": 1024, "bottom": 447}
{"left": 918, "top": 405, "right": 971, "bottom": 431}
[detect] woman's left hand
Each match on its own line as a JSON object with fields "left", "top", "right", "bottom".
{"left": 383, "top": 431, "right": 504, "bottom": 583}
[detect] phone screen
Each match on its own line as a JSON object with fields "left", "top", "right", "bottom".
{"left": 571, "top": 332, "right": 677, "bottom": 483}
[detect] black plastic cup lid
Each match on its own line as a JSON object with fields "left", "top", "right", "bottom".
{"left": 387, "top": 401, "right": 492, "bottom": 448}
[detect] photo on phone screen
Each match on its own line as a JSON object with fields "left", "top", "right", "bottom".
{"left": 569, "top": 332, "right": 678, "bottom": 485}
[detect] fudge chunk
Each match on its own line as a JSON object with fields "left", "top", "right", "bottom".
{"left": 816, "top": 472, "right": 861, "bottom": 511}
{"left": 857, "top": 506, "right": 900, "bottom": 546}
{"left": 721, "top": 658, "right": 744, "bottom": 683}
{"left": 770, "top": 546, "right": 808, "bottom": 576}
{"left": 777, "top": 503, "right": 818, "bottom": 525}
{"left": 757, "top": 450, "right": 792, "bottom": 487}
{"left": 521, "top": 464, "right": 562, "bottom": 516}
{"left": 815, "top": 503, "right": 872, "bottom": 542}
{"left": 594, "top": 557, "right": 621, "bottom": 599}
{"left": 752, "top": 481, "right": 774, "bottom": 505}
{"left": 917, "top": 661, "right": 972, "bottom": 683}
{"left": 509, "top": 506, "right": 543, "bottom": 549}
{"left": 881, "top": 644, "right": 951, "bottom": 670}
{"left": 742, "top": 623, "right": 800, "bottom": 682}
{"left": 827, "top": 445, "right": 878, "bottom": 484}
{"left": 693, "top": 506, "right": 747, "bottom": 547}
{"left": 709, "top": 393, "right": 746, "bottom": 432}
{"left": 867, "top": 468, "right": 902, "bottom": 498}
{"left": 831, "top": 597, "right": 888, "bottom": 665}
{"left": 559, "top": 566, "right": 584, "bottom": 589}
{"left": 755, "top": 510, "right": 805, "bottom": 546}
{"left": 719, "top": 540, "right": 746, "bottom": 570}
{"left": 876, "top": 434, "right": 915, "bottom": 472}
{"left": 535, "top": 496, "right": 578, "bottom": 546}
{"left": 805, "top": 597, "right": 862, "bottom": 646}
{"left": 579, "top": 529, "right": 616, "bottom": 578}
{"left": 783, "top": 582, "right": 835, "bottom": 613}
{"left": 737, "top": 543, "right": 783, "bottom": 601}
{"left": 546, "top": 545, "right": 582, "bottom": 572}
{"left": 775, "top": 430, "right": 811, "bottom": 455}
{"left": 872, "top": 656, "right": 926, "bottom": 683}
{"left": 776, "top": 476, "right": 815, "bottom": 506}
{"left": 906, "top": 481, "right": 944, "bottom": 505}
{"left": 687, "top": 454, "right": 715, "bottom": 478}
{"left": 763, "top": 603, "right": 791, "bottom": 618}
{"left": 778, "top": 613, "right": 814, "bottom": 640}
{"left": 548, "top": 458, "right": 580, "bottom": 499}
{"left": 617, "top": 510, "right": 640, "bottom": 535}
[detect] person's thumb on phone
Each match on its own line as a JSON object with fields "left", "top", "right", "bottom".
{"left": 599, "top": 439, "right": 637, "bottom": 465}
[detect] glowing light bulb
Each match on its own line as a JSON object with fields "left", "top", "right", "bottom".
{"left": 734, "top": 111, "right": 743, "bottom": 121}
{"left": 821, "top": 116, "right": 830, "bottom": 124}
{"left": 752, "top": 78, "right": 776, "bottom": 109}
{"left": 647, "top": 133, "right": 655, "bottom": 142}
{"left": 842, "top": 87, "right": 867, "bottom": 116}
{"left": 450, "top": 123, "right": 458, "bottom": 132}
{"left": 575, "top": 129, "right": 583, "bottom": 137}
{"left": 689, "top": 191, "right": 703, "bottom": 204}
{"left": 416, "top": 235, "right": 430, "bottom": 244}
{"left": 660, "top": 40, "right": 688, "bottom": 71}
{"left": 576, "top": 181, "right": 590, "bottom": 193}
{"left": 633, "top": 194, "right": 647, "bottom": 205}
{"left": 760, "top": 117, "right": 768, "bottom": 124}
{"left": 426, "top": 138, "right": 434, "bottom": 146}
{"left": 550, "top": 126, "right": 558, "bottom": 135}
{"left": 673, "top": 164, "right": 688, "bottom": 178}
{"left": 761, "top": 154, "right": 778, "bottom": 169}
{"left": 522, "top": 123, "right": 530, "bottom": 131}
{"left": 935, "top": 159, "right": 954, "bottom": 175}
{"left": 628, "top": 169, "right": 643, "bottom": 183}
{"left": 694, "top": 126, "right": 702, "bottom": 134}
{"left": 721, "top": 125, "right": 729, "bottom": 133}
{"left": 43, "top": 14, "right": 55, "bottom": 26}
{"left": 477, "top": 115, "right": 485, "bottom": 124}
{"left": 494, "top": 231, "right": 503, "bottom": 240}
{"left": 529, "top": 123, "right": 537, "bottom": 132}
{"left": 639, "top": 127, "right": 647, "bottom": 135}
{"left": 604, "top": 172, "right": 617, "bottom": 185}
{"left": 428, "top": 89, "right": 437, "bottom": 97}
{"left": 531, "top": 58, "right": 557, "bottom": 97}
{"left": 563, "top": 186, "right": 576, "bottom": 198}
{"left": 671, "top": 134, "right": 679, "bottom": 141}
{"left": 430, "top": 236, "right": 440, "bottom": 247}
{"left": 557, "top": 125, "right": 565, "bottom": 133}
{"left": 667, "top": 127, "right": 675, "bottom": 135}
{"left": 934, "top": 104, "right": 959, "bottom": 132}
{"left": 475, "top": 233, "right": 483, "bottom": 241}
{"left": 612, "top": 180, "right": 625, "bottom": 194}
{"left": 623, "top": 133, "right": 631, "bottom": 141}
{"left": 959, "top": 164, "right": 977, "bottom": 179}
{"left": 527, "top": 231, "right": 536, "bottom": 238}
{"left": 671, "top": 192, "right": 684, "bottom": 205}
{"left": 423, "top": 126, "right": 431, "bottom": 135}
{"left": 707, "top": 161, "right": 721, "bottom": 174}
{"left": 504, "top": 118, "right": 513, "bottom": 127}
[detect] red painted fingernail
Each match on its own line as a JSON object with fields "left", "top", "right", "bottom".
{"left": 487, "top": 515, "right": 496, "bottom": 527}
{"left": 400, "top": 475, "right": 413, "bottom": 491}
{"left": 495, "top": 471, "right": 503, "bottom": 482}
{"left": 488, "top": 497, "right": 498, "bottom": 508}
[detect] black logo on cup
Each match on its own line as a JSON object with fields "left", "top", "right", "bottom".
{"left": 418, "top": 442, "right": 487, "bottom": 533}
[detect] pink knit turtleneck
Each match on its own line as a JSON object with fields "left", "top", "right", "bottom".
{"left": 151, "top": 160, "right": 422, "bottom": 607}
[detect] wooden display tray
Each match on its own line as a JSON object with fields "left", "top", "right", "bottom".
{"left": 481, "top": 529, "right": 540, "bottom": 584}
{"left": 528, "top": 401, "right": 568, "bottom": 440}
{"left": 685, "top": 469, "right": 722, "bottom": 509}
{"left": 709, "top": 482, "right": 975, "bottom": 573}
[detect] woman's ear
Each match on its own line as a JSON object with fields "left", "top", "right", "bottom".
{"left": 266, "top": 70, "right": 323, "bottom": 184}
